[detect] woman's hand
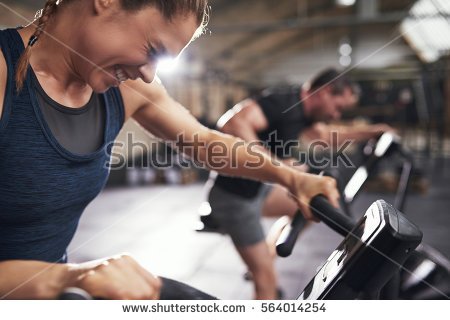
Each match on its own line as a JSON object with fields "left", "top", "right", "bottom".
{"left": 287, "top": 172, "right": 340, "bottom": 221}
{"left": 74, "top": 254, "right": 161, "bottom": 300}
{"left": 0, "top": 255, "right": 161, "bottom": 300}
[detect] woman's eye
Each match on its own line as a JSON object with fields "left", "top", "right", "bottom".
{"left": 147, "top": 47, "right": 158, "bottom": 59}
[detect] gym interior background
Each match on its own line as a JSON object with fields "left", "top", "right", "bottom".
{"left": 2, "top": 0, "right": 450, "bottom": 299}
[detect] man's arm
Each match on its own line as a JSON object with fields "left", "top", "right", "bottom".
{"left": 302, "top": 122, "right": 395, "bottom": 146}
{"left": 125, "top": 80, "right": 335, "bottom": 219}
{"left": 218, "top": 98, "right": 268, "bottom": 142}
{"left": 218, "top": 98, "right": 307, "bottom": 171}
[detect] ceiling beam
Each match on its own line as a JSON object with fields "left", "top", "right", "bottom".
{"left": 207, "top": 0, "right": 337, "bottom": 61}
{"left": 231, "top": 29, "right": 345, "bottom": 83}
{"left": 211, "top": 10, "right": 408, "bottom": 34}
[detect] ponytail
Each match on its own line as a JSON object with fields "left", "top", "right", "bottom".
{"left": 15, "top": 0, "right": 59, "bottom": 92}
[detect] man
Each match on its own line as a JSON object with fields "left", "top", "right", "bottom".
{"left": 202, "top": 68, "right": 393, "bottom": 299}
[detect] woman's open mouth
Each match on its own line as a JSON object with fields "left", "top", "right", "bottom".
{"left": 114, "top": 66, "right": 128, "bottom": 83}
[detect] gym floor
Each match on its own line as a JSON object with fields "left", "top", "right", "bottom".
{"left": 68, "top": 157, "right": 450, "bottom": 300}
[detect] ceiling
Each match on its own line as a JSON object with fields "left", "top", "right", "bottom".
{"left": 1, "top": 0, "right": 421, "bottom": 86}
{"left": 186, "top": 0, "right": 418, "bottom": 86}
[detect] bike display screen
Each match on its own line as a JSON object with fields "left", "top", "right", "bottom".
{"left": 299, "top": 203, "right": 382, "bottom": 300}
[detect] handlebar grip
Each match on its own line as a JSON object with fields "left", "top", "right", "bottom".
{"left": 59, "top": 287, "right": 92, "bottom": 300}
{"left": 310, "top": 195, "right": 355, "bottom": 237}
{"left": 159, "top": 277, "right": 217, "bottom": 300}
{"left": 59, "top": 278, "right": 217, "bottom": 300}
{"left": 276, "top": 211, "right": 308, "bottom": 257}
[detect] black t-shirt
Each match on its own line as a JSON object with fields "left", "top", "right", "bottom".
{"left": 214, "top": 86, "right": 313, "bottom": 198}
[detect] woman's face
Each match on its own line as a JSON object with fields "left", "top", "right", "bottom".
{"left": 74, "top": 2, "right": 199, "bottom": 92}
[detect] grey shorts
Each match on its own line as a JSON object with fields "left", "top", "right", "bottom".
{"left": 207, "top": 183, "right": 272, "bottom": 247}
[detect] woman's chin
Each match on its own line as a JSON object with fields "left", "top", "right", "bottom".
{"left": 89, "top": 79, "right": 115, "bottom": 93}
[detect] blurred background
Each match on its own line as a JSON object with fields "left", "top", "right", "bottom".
{"left": 1, "top": 0, "right": 450, "bottom": 299}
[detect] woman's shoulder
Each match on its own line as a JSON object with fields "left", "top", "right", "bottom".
{"left": 119, "top": 77, "right": 167, "bottom": 121}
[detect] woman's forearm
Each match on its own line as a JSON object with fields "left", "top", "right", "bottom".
{"left": 0, "top": 260, "right": 84, "bottom": 299}
{"left": 194, "top": 130, "right": 303, "bottom": 190}
{"left": 191, "top": 129, "right": 340, "bottom": 220}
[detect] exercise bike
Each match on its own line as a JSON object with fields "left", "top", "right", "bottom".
{"left": 60, "top": 276, "right": 218, "bottom": 300}
{"left": 61, "top": 196, "right": 426, "bottom": 300}
{"left": 276, "top": 187, "right": 449, "bottom": 298}
{"left": 196, "top": 132, "right": 449, "bottom": 299}
{"left": 322, "top": 132, "right": 450, "bottom": 299}
{"left": 277, "top": 196, "right": 424, "bottom": 299}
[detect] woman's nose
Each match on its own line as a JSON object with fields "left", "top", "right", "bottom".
{"left": 138, "top": 63, "right": 157, "bottom": 84}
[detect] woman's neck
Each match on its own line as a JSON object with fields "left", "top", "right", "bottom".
{"left": 18, "top": 15, "right": 93, "bottom": 107}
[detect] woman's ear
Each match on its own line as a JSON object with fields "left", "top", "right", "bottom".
{"left": 93, "top": 0, "right": 118, "bottom": 15}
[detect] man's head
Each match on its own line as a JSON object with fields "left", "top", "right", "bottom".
{"left": 302, "top": 68, "right": 358, "bottom": 122}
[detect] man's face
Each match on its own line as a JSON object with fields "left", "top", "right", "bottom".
{"left": 313, "top": 86, "right": 357, "bottom": 121}
{"left": 340, "top": 86, "right": 359, "bottom": 111}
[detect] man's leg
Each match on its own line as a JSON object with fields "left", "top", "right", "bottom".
{"left": 236, "top": 241, "right": 278, "bottom": 300}
{"left": 262, "top": 185, "right": 298, "bottom": 218}
{"left": 208, "top": 184, "right": 278, "bottom": 299}
{"left": 263, "top": 185, "right": 311, "bottom": 258}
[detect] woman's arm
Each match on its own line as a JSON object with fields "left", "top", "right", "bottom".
{"left": 218, "top": 99, "right": 308, "bottom": 171}
{"left": 0, "top": 260, "right": 77, "bottom": 299}
{"left": 0, "top": 49, "right": 7, "bottom": 121}
{"left": 0, "top": 255, "right": 161, "bottom": 300}
{"left": 121, "top": 80, "right": 339, "bottom": 220}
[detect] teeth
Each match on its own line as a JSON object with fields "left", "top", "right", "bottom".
{"left": 114, "top": 67, "right": 127, "bottom": 82}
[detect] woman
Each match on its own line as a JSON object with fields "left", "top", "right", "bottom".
{"left": 0, "top": 0, "right": 339, "bottom": 299}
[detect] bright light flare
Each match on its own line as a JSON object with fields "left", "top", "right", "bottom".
{"left": 157, "top": 57, "right": 182, "bottom": 75}
{"left": 336, "top": 0, "right": 356, "bottom": 6}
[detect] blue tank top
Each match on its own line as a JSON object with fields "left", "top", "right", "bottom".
{"left": 0, "top": 28, "right": 125, "bottom": 263}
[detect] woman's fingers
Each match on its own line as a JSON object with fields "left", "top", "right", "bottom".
{"left": 299, "top": 200, "right": 317, "bottom": 222}
{"left": 131, "top": 261, "right": 162, "bottom": 300}
{"left": 290, "top": 173, "right": 340, "bottom": 221}
{"left": 76, "top": 254, "right": 161, "bottom": 300}
{"left": 322, "top": 177, "right": 340, "bottom": 208}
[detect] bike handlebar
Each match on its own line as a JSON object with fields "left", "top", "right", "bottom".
{"left": 59, "top": 277, "right": 217, "bottom": 300}
{"left": 276, "top": 195, "right": 356, "bottom": 258}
